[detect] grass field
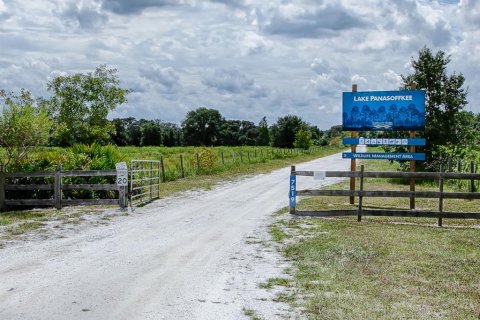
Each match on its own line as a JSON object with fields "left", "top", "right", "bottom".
{"left": 268, "top": 159, "right": 480, "bottom": 319}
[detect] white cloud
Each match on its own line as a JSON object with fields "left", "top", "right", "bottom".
{"left": 0, "top": 0, "right": 478, "bottom": 129}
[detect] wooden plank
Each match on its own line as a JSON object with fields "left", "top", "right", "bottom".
{"left": 62, "top": 199, "right": 118, "bottom": 206}
{"left": 293, "top": 210, "right": 354, "bottom": 217}
{"left": 5, "top": 184, "right": 54, "bottom": 191}
{"left": 294, "top": 209, "right": 480, "bottom": 219}
{"left": 361, "top": 209, "right": 480, "bottom": 219}
{"left": 5, "top": 171, "right": 55, "bottom": 178}
{"left": 61, "top": 170, "right": 116, "bottom": 177}
{"left": 293, "top": 170, "right": 480, "bottom": 180}
{"left": 5, "top": 199, "right": 55, "bottom": 206}
{"left": 294, "top": 171, "right": 358, "bottom": 177}
{"left": 62, "top": 184, "right": 117, "bottom": 191}
{"left": 297, "top": 189, "right": 480, "bottom": 199}
{"left": 298, "top": 190, "right": 355, "bottom": 197}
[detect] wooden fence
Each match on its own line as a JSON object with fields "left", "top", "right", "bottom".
{"left": 0, "top": 165, "right": 126, "bottom": 211}
{"left": 290, "top": 165, "right": 480, "bottom": 226}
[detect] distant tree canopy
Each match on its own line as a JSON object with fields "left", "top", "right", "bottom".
{"left": 399, "top": 47, "right": 468, "bottom": 170}
{"left": 182, "top": 107, "right": 224, "bottom": 146}
{"left": 110, "top": 117, "right": 183, "bottom": 147}
{"left": 47, "top": 65, "right": 130, "bottom": 146}
{"left": 270, "top": 115, "right": 309, "bottom": 148}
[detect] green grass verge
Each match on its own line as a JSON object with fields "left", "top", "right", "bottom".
{"left": 271, "top": 159, "right": 480, "bottom": 319}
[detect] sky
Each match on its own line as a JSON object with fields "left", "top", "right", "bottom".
{"left": 0, "top": 0, "right": 479, "bottom": 129}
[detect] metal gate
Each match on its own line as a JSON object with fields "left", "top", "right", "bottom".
{"left": 129, "top": 160, "right": 161, "bottom": 206}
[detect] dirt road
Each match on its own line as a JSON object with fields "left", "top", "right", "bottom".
{"left": 0, "top": 152, "right": 353, "bottom": 319}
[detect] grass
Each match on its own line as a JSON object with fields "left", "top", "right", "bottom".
{"left": 258, "top": 277, "right": 291, "bottom": 289}
{"left": 243, "top": 308, "right": 262, "bottom": 320}
{"left": 270, "top": 159, "right": 480, "bottom": 319}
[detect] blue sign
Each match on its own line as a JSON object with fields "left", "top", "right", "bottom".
{"left": 289, "top": 175, "right": 296, "bottom": 207}
{"left": 342, "top": 90, "right": 425, "bottom": 131}
{"left": 342, "top": 152, "right": 426, "bottom": 161}
{"left": 342, "top": 138, "right": 426, "bottom": 146}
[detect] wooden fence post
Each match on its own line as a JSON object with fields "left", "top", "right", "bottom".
{"left": 196, "top": 152, "right": 200, "bottom": 174}
{"left": 410, "top": 82, "right": 417, "bottom": 210}
{"left": 247, "top": 151, "right": 250, "bottom": 161}
{"left": 0, "top": 165, "right": 5, "bottom": 211}
{"left": 231, "top": 151, "right": 235, "bottom": 162}
{"left": 54, "top": 164, "right": 62, "bottom": 210}
{"left": 160, "top": 156, "right": 166, "bottom": 182}
{"left": 119, "top": 186, "right": 127, "bottom": 209}
{"left": 438, "top": 165, "right": 444, "bottom": 227}
{"left": 471, "top": 161, "right": 476, "bottom": 193}
{"left": 221, "top": 152, "right": 225, "bottom": 165}
{"left": 240, "top": 151, "right": 243, "bottom": 162}
{"left": 350, "top": 84, "right": 357, "bottom": 205}
{"left": 158, "top": 161, "right": 161, "bottom": 198}
{"left": 358, "top": 165, "right": 364, "bottom": 222}
{"left": 180, "top": 155, "right": 185, "bottom": 178}
{"left": 254, "top": 149, "right": 257, "bottom": 158}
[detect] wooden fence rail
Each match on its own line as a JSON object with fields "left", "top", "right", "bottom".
{"left": 0, "top": 165, "right": 125, "bottom": 211}
{"left": 290, "top": 165, "right": 480, "bottom": 226}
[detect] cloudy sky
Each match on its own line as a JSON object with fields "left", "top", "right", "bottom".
{"left": 1, "top": 0, "right": 479, "bottom": 129}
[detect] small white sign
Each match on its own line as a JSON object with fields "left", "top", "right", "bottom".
{"left": 116, "top": 162, "right": 128, "bottom": 186}
{"left": 116, "top": 162, "right": 128, "bottom": 170}
{"left": 313, "top": 171, "right": 326, "bottom": 180}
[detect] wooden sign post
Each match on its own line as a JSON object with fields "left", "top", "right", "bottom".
{"left": 350, "top": 84, "right": 357, "bottom": 205}
{"left": 410, "top": 83, "right": 417, "bottom": 210}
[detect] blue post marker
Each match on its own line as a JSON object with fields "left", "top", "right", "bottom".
{"left": 289, "top": 166, "right": 296, "bottom": 214}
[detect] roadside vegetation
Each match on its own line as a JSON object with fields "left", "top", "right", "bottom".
{"left": 268, "top": 159, "right": 480, "bottom": 319}
{"left": 0, "top": 145, "right": 343, "bottom": 239}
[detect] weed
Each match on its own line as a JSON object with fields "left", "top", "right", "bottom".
{"left": 243, "top": 308, "right": 262, "bottom": 320}
{"left": 259, "top": 277, "right": 291, "bottom": 289}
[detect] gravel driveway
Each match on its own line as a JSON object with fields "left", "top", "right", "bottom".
{"left": 0, "top": 152, "right": 353, "bottom": 319}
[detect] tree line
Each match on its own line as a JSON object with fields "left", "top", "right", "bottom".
{"left": 110, "top": 110, "right": 334, "bottom": 149}
{"left": 0, "top": 65, "right": 341, "bottom": 168}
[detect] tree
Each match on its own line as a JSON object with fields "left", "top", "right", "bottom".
{"left": 256, "top": 116, "right": 270, "bottom": 146}
{"left": 47, "top": 65, "right": 130, "bottom": 146}
{"left": 293, "top": 129, "right": 312, "bottom": 149}
{"left": 140, "top": 120, "right": 162, "bottom": 146}
{"left": 270, "top": 115, "right": 308, "bottom": 148}
{"left": 0, "top": 89, "right": 52, "bottom": 170}
{"left": 219, "top": 120, "right": 241, "bottom": 146}
{"left": 160, "top": 122, "right": 183, "bottom": 147}
{"left": 182, "top": 107, "right": 224, "bottom": 146}
{"left": 400, "top": 47, "right": 468, "bottom": 170}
